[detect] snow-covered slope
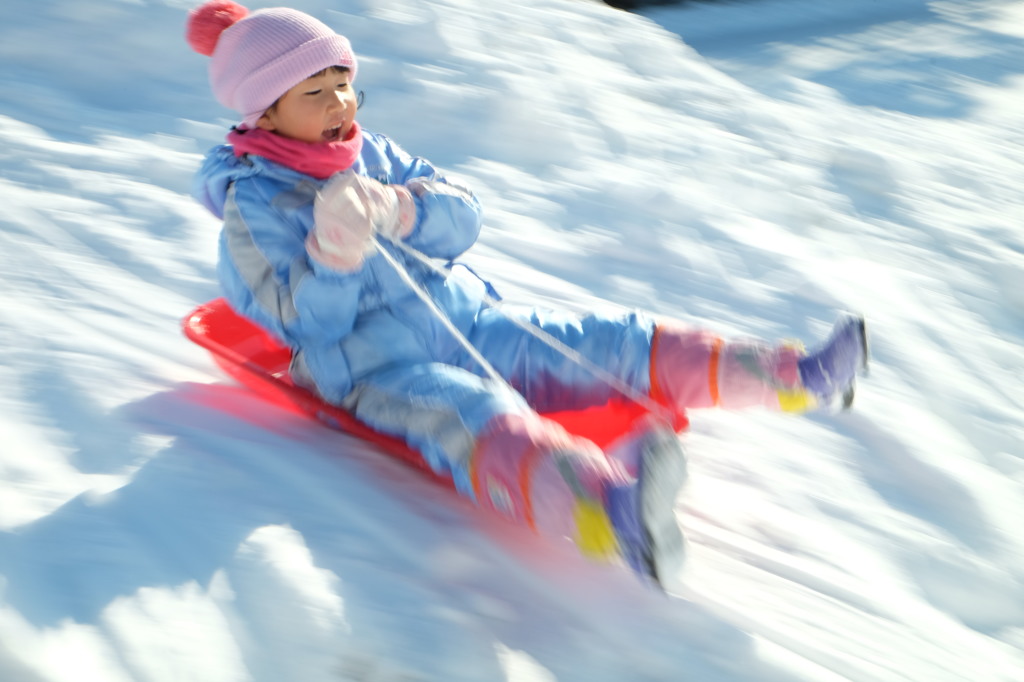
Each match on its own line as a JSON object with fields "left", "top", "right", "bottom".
{"left": 1, "top": 0, "right": 1022, "bottom": 680}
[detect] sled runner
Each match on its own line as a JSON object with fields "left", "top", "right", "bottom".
{"left": 182, "top": 298, "right": 688, "bottom": 487}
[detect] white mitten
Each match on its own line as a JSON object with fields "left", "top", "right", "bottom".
{"left": 307, "top": 171, "right": 417, "bottom": 271}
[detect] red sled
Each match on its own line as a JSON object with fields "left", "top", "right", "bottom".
{"left": 182, "top": 298, "right": 688, "bottom": 487}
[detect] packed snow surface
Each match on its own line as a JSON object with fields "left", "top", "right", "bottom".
{"left": 1, "top": 0, "right": 1022, "bottom": 680}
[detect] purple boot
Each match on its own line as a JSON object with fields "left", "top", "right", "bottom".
{"left": 605, "top": 426, "right": 688, "bottom": 590}
{"left": 797, "top": 314, "right": 869, "bottom": 409}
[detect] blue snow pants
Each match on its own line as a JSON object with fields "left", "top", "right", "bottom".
{"left": 338, "top": 303, "right": 657, "bottom": 497}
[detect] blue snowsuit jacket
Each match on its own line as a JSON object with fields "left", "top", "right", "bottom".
{"left": 194, "top": 129, "right": 492, "bottom": 406}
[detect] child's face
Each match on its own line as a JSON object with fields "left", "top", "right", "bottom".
{"left": 256, "top": 67, "right": 357, "bottom": 144}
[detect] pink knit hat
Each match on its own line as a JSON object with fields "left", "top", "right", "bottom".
{"left": 186, "top": 1, "right": 357, "bottom": 128}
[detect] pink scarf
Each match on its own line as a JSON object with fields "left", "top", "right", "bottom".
{"left": 227, "top": 121, "right": 364, "bottom": 179}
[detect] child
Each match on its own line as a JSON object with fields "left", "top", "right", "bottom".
{"left": 186, "top": 1, "right": 867, "bottom": 586}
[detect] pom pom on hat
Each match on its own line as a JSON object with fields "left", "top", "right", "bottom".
{"left": 187, "top": 0, "right": 249, "bottom": 57}
{"left": 186, "top": 1, "right": 358, "bottom": 128}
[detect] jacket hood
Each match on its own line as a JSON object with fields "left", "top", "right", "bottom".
{"left": 193, "top": 145, "right": 251, "bottom": 219}
{"left": 192, "top": 144, "right": 314, "bottom": 219}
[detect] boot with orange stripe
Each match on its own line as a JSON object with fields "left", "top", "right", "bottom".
{"left": 471, "top": 413, "right": 689, "bottom": 588}
{"left": 470, "top": 413, "right": 625, "bottom": 561}
{"left": 650, "top": 314, "right": 868, "bottom": 414}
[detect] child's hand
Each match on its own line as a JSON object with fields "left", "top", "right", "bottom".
{"left": 308, "top": 171, "right": 416, "bottom": 270}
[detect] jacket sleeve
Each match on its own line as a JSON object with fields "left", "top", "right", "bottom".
{"left": 217, "top": 179, "right": 362, "bottom": 350}
{"left": 379, "top": 136, "right": 483, "bottom": 260}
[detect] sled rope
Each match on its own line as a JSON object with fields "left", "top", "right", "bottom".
{"left": 371, "top": 236, "right": 509, "bottom": 388}
{"left": 379, "top": 236, "right": 672, "bottom": 421}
